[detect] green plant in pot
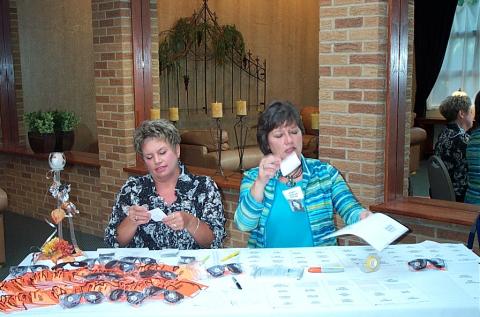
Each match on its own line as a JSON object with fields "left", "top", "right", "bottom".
{"left": 53, "top": 110, "right": 80, "bottom": 152}
{"left": 24, "top": 111, "right": 56, "bottom": 153}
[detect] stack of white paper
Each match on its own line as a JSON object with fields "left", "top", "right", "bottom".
{"left": 323, "top": 213, "right": 409, "bottom": 252}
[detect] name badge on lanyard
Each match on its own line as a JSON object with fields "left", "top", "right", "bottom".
{"left": 282, "top": 186, "right": 305, "bottom": 212}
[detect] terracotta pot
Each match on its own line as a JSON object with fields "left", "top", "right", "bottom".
{"left": 55, "top": 131, "right": 75, "bottom": 152}
{"left": 28, "top": 132, "right": 56, "bottom": 153}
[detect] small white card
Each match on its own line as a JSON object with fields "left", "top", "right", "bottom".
{"left": 149, "top": 207, "right": 167, "bottom": 222}
{"left": 280, "top": 152, "right": 301, "bottom": 176}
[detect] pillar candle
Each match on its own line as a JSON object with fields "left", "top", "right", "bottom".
{"left": 211, "top": 102, "right": 223, "bottom": 118}
{"left": 235, "top": 100, "right": 247, "bottom": 116}
{"left": 311, "top": 113, "right": 319, "bottom": 130}
{"left": 150, "top": 108, "right": 160, "bottom": 120}
{"left": 169, "top": 107, "right": 179, "bottom": 122}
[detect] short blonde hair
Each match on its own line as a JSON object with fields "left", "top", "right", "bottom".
{"left": 133, "top": 119, "right": 180, "bottom": 155}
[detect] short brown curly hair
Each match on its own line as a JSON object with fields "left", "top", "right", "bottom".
{"left": 439, "top": 95, "right": 472, "bottom": 122}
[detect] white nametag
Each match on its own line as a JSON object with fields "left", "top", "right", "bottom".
{"left": 282, "top": 186, "right": 305, "bottom": 212}
{"left": 149, "top": 207, "right": 167, "bottom": 222}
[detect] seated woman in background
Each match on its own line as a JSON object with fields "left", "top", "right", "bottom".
{"left": 434, "top": 92, "right": 474, "bottom": 202}
{"left": 464, "top": 90, "right": 480, "bottom": 204}
{"left": 105, "top": 119, "right": 226, "bottom": 249}
{"left": 234, "top": 100, "right": 371, "bottom": 248}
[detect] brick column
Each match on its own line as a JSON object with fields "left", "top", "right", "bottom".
{"left": 319, "top": 1, "right": 388, "bottom": 206}
{"left": 91, "top": 0, "right": 136, "bottom": 226}
{"left": 150, "top": 1, "right": 159, "bottom": 111}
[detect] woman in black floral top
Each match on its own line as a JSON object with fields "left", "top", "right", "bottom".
{"left": 105, "top": 119, "right": 226, "bottom": 249}
{"left": 434, "top": 93, "right": 474, "bottom": 202}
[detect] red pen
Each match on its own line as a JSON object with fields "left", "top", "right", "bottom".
{"left": 308, "top": 266, "right": 344, "bottom": 273}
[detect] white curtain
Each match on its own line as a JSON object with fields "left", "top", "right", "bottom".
{"left": 427, "top": 1, "right": 480, "bottom": 109}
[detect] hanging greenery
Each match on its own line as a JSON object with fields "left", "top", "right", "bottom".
{"left": 213, "top": 25, "right": 245, "bottom": 64}
{"left": 159, "top": 17, "right": 196, "bottom": 70}
{"left": 159, "top": 13, "right": 245, "bottom": 71}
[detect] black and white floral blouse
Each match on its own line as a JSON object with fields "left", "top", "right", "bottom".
{"left": 104, "top": 163, "right": 226, "bottom": 249}
{"left": 434, "top": 122, "right": 470, "bottom": 202}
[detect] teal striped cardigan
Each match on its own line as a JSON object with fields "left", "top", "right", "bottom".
{"left": 234, "top": 156, "right": 365, "bottom": 248}
{"left": 465, "top": 129, "right": 480, "bottom": 204}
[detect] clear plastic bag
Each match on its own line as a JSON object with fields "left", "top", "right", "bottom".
{"left": 250, "top": 265, "right": 304, "bottom": 280}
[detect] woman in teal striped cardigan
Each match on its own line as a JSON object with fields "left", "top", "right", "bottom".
{"left": 234, "top": 101, "right": 371, "bottom": 248}
{"left": 465, "top": 91, "right": 480, "bottom": 204}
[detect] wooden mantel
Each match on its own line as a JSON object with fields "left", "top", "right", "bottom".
{"left": 124, "top": 164, "right": 243, "bottom": 190}
{"left": 370, "top": 196, "right": 479, "bottom": 227}
{"left": 0, "top": 145, "right": 100, "bottom": 168}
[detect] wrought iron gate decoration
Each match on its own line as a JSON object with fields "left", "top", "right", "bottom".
{"left": 158, "top": 0, "right": 267, "bottom": 120}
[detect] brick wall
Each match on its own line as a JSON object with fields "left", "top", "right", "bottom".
{"left": 91, "top": 0, "right": 137, "bottom": 232}
{"left": 222, "top": 188, "right": 249, "bottom": 247}
{"left": 150, "top": 1, "right": 159, "bottom": 110}
{"left": 0, "top": 155, "right": 102, "bottom": 236}
{"left": 318, "top": 1, "right": 388, "bottom": 207}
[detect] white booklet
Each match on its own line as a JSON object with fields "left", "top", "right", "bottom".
{"left": 323, "top": 213, "right": 409, "bottom": 252}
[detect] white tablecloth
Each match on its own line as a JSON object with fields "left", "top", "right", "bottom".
{"left": 4, "top": 241, "right": 480, "bottom": 316}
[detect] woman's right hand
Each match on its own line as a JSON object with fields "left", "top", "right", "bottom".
{"left": 257, "top": 155, "right": 281, "bottom": 184}
{"left": 128, "top": 205, "right": 151, "bottom": 225}
{"left": 250, "top": 155, "right": 281, "bottom": 203}
{"left": 250, "top": 154, "right": 282, "bottom": 202}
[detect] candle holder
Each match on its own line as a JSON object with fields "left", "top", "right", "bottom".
{"left": 310, "top": 113, "right": 319, "bottom": 131}
{"left": 150, "top": 108, "right": 160, "bottom": 120}
{"left": 234, "top": 115, "right": 249, "bottom": 172}
{"left": 169, "top": 107, "right": 179, "bottom": 126}
{"left": 213, "top": 118, "right": 224, "bottom": 176}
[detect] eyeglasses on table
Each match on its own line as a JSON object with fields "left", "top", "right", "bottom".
{"left": 139, "top": 269, "right": 178, "bottom": 279}
{"left": 108, "top": 287, "right": 183, "bottom": 305}
{"left": 59, "top": 291, "right": 104, "bottom": 308}
{"left": 207, "top": 263, "right": 242, "bottom": 277}
{"left": 9, "top": 265, "right": 49, "bottom": 277}
{"left": 52, "top": 261, "right": 88, "bottom": 270}
{"left": 407, "top": 258, "right": 446, "bottom": 270}
{"left": 104, "top": 260, "right": 136, "bottom": 272}
{"left": 83, "top": 254, "right": 115, "bottom": 268}
{"left": 120, "top": 256, "right": 157, "bottom": 265}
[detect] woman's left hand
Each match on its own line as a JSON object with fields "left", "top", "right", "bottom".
{"left": 360, "top": 209, "right": 373, "bottom": 220}
{"left": 163, "top": 211, "right": 190, "bottom": 231}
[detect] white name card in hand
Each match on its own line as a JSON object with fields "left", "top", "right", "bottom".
{"left": 280, "top": 152, "right": 301, "bottom": 176}
{"left": 149, "top": 208, "right": 167, "bottom": 222}
{"left": 323, "top": 213, "right": 409, "bottom": 252}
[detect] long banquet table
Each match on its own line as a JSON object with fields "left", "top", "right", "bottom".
{"left": 3, "top": 240, "right": 479, "bottom": 316}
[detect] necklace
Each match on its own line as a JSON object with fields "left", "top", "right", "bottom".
{"left": 285, "top": 165, "right": 303, "bottom": 187}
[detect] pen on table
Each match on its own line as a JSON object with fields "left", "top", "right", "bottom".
{"left": 232, "top": 276, "right": 242, "bottom": 290}
{"left": 221, "top": 250, "right": 239, "bottom": 262}
{"left": 308, "top": 266, "right": 344, "bottom": 273}
{"left": 201, "top": 255, "right": 210, "bottom": 264}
